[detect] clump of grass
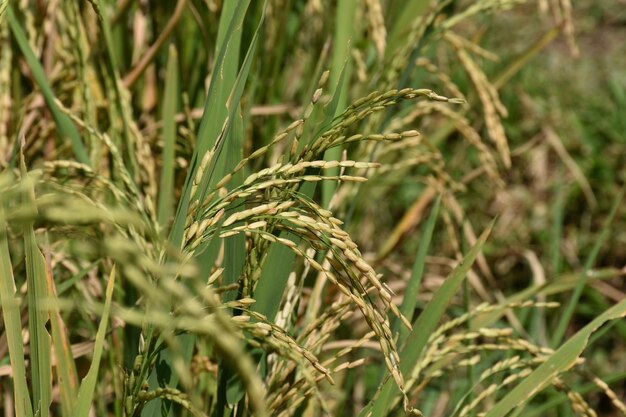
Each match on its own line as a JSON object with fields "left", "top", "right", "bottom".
{"left": 1, "top": 1, "right": 625, "bottom": 417}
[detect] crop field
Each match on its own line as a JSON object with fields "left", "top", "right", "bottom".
{"left": 0, "top": 1, "right": 625, "bottom": 416}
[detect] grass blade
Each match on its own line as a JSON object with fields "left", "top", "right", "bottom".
{"left": 0, "top": 209, "right": 33, "bottom": 417}
{"left": 366, "top": 220, "right": 494, "bottom": 417}
{"left": 321, "top": 0, "right": 357, "bottom": 209}
{"left": 253, "top": 54, "right": 347, "bottom": 319}
{"left": 7, "top": 6, "right": 90, "bottom": 165}
{"left": 20, "top": 154, "right": 52, "bottom": 417}
{"left": 168, "top": 0, "right": 252, "bottom": 249}
{"left": 253, "top": 59, "right": 348, "bottom": 320}
{"left": 485, "top": 297, "right": 626, "bottom": 417}
{"left": 75, "top": 265, "right": 116, "bottom": 417}
{"left": 221, "top": 110, "right": 246, "bottom": 302}
{"left": 88, "top": 0, "right": 137, "bottom": 175}
{"left": 551, "top": 186, "right": 625, "bottom": 347}
{"left": 252, "top": 181, "right": 314, "bottom": 320}
{"left": 394, "top": 195, "right": 441, "bottom": 344}
{"left": 194, "top": 3, "right": 265, "bottom": 199}
{"left": 44, "top": 254, "right": 79, "bottom": 416}
{"left": 215, "top": 111, "right": 246, "bottom": 414}
{"left": 493, "top": 25, "right": 562, "bottom": 89}
{"left": 550, "top": 175, "right": 567, "bottom": 276}
{"left": 157, "top": 44, "right": 179, "bottom": 233}
{"left": 24, "top": 223, "right": 52, "bottom": 417}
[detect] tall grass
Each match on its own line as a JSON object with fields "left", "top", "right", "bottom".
{"left": 1, "top": 1, "right": 625, "bottom": 417}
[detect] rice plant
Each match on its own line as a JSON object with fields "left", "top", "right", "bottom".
{"left": 1, "top": 1, "right": 625, "bottom": 417}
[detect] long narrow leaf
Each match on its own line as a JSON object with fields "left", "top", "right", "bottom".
{"left": 252, "top": 181, "right": 315, "bottom": 320}
{"left": 253, "top": 64, "right": 349, "bottom": 319}
{"left": 24, "top": 226, "right": 52, "bottom": 417}
{"left": 157, "top": 44, "right": 179, "bottom": 232}
{"left": 75, "top": 266, "right": 116, "bottom": 417}
{"left": 321, "top": 0, "right": 357, "bottom": 208}
{"left": 44, "top": 255, "right": 79, "bottom": 416}
{"left": 395, "top": 195, "right": 441, "bottom": 344}
{"left": 366, "top": 220, "right": 494, "bottom": 417}
{"left": 168, "top": 0, "right": 252, "bottom": 249}
{"left": 485, "top": 297, "right": 626, "bottom": 417}
{"left": 221, "top": 110, "right": 246, "bottom": 302}
{"left": 215, "top": 112, "right": 246, "bottom": 414}
{"left": 20, "top": 155, "right": 52, "bottom": 417}
{"left": 493, "top": 25, "right": 562, "bottom": 89}
{"left": 0, "top": 210, "right": 33, "bottom": 417}
{"left": 194, "top": 4, "right": 266, "bottom": 200}
{"left": 7, "top": 6, "right": 89, "bottom": 165}
{"left": 551, "top": 186, "right": 624, "bottom": 347}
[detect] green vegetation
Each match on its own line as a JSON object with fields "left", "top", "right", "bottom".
{"left": 1, "top": 1, "right": 625, "bottom": 417}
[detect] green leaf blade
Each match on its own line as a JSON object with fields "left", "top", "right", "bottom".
{"left": 24, "top": 228, "right": 52, "bottom": 417}
{"left": 485, "top": 298, "right": 626, "bottom": 417}
{"left": 0, "top": 210, "right": 34, "bottom": 417}
{"left": 7, "top": 6, "right": 90, "bottom": 166}
{"left": 366, "top": 220, "right": 494, "bottom": 417}
{"left": 75, "top": 266, "right": 116, "bottom": 417}
{"left": 395, "top": 195, "right": 441, "bottom": 344}
{"left": 157, "top": 44, "right": 179, "bottom": 233}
